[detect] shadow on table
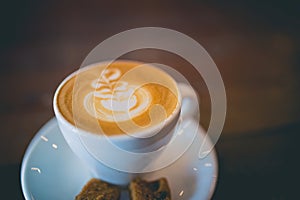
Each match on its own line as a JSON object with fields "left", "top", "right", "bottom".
{"left": 213, "top": 122, "right": 300, "bottom": 199}
{"left": 0, "top": 164, "right": 24, "bottom": 199}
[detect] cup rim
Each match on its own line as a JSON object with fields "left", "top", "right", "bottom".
{"left": 53, "top": 59, "right": 182, "bottom": 140}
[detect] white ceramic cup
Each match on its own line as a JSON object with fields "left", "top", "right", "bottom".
{"left": 53, "top": 61, "right": 198, "bottom": 185}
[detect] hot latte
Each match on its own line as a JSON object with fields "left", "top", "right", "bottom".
{"left": 56, "top": 61, "right": 179, "bottom": 135}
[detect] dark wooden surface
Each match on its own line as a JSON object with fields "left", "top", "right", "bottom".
{"left": 1, "top": 0, "right": 299, "bottom": 199}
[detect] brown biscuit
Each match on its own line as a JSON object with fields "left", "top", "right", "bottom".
{"left": 75, "top": 178, "right": 120, "bottom": 200}
{"left": 129, "top": 178, "right": 171, "bottom": 200}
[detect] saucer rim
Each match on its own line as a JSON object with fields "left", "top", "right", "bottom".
{"left": 20, "top": 118, "right": 58, "bottom": 200}
{"left": 20, "top": 117, "right": 218, "bottom": 200}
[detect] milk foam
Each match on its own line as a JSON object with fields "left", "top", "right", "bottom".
{"left": 57, "top": 61, "right": 179, "bottom": 135}
{"left": 84, "top": 68, "right": 152, "bottom": 122}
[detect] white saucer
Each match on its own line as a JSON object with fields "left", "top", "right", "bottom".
{"left": 21, "top": 118, "right": 218, "bottom": 200}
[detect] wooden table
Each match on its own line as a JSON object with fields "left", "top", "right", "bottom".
{"left": 1, "top": 0, "right": 299, "bottom": 199}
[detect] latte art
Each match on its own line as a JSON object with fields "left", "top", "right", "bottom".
{"left": 56, "top": 61, "right": 179, "bottom": 135}
{"left": 84, "top": 68, "right": 152, "bottom": 122}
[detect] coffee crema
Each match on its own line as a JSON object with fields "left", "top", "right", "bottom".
{"left": 57, "top": 61, "right": 179, "bottom": 135}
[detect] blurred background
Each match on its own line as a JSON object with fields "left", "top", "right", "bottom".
{"left": 0, "top": 0, "right": 299, "bottom": 199}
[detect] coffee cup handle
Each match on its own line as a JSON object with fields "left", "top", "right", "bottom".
{"left": 178, "top": 83, "right": 199, "bottom": 119}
